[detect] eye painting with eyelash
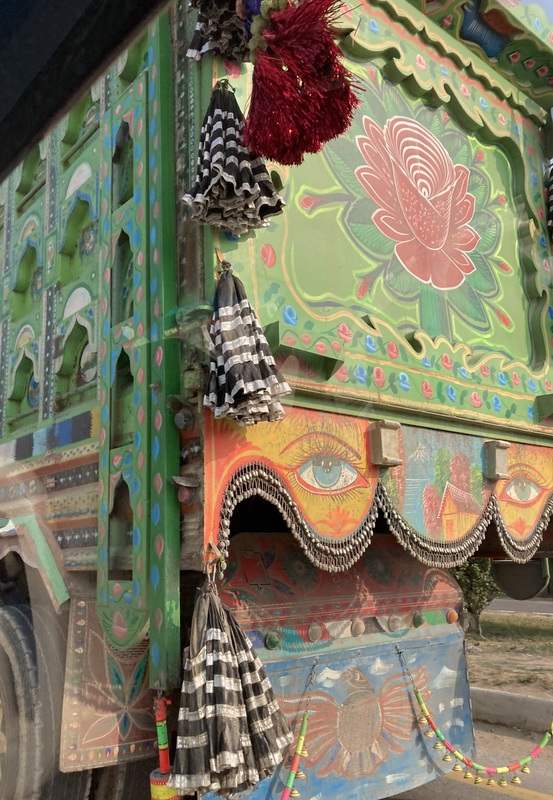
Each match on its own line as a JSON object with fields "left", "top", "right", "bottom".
{"left": 501, "top": 467, "right": 546, "bottom": 506}
{"left": 285, "top": 433, "right": 368, "bottom": 497}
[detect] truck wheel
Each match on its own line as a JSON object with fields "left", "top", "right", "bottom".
{"left": 91, "top": 759, "right": 157, "bottom": 800}
{"left": 0, "top": 604, "right": 91, "bottom": 800}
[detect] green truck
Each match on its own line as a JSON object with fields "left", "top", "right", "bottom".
{"left": 1, "top": 1, "right": 552, "bottom": 798}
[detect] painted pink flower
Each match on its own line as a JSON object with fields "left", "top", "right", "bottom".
{"left": 355, "top": 116, "right": 480, "bottom": 290}
{"left": 387, "top": 341, "right": 400, "bottom": 359}
{"left": 315, "top": 341, "right": 327, "bottom": 354}
{"left": 460, "top": 84, "right": 471, "bottom": 97}
{"left": 480, "top": 364, "right": 490, "bottom": 377}
{"left": 336, "top": 365, "right": 349, "bottom": 382}
{"left": 337, "top": 322, "right": 353, "bottom": 343}
{"left": 441, "top": 354, "right": 453, "bottom": 370}
{"left": 545, "top": 380, "right": 552, "bottom": 392}
{"left": 511, "top": 371, "right": 521, "bottom": 386}
{"left": 373, "top": 367, "right": 386, "bottom": 387}
{"left": 301, "top": 334, "right": 311, "bottom": 345}
{"left": 416, "top": 54, "right": 427, "bottom": 70}
{"left": 421, "top": 380, "right": 433, "bottom": 398}
{"left": 470, "top": 391, "right": 482, "bottom": 408}
{"left": 331, "top": 341, "right": 342, "bottom": 352}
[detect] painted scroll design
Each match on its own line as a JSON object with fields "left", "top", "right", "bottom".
{"left": 217, "top": 464, "right": 552, "bottom": 571}
{"left": 361, "top": 0, "right": 549, "bottom": 117}
{"left": 222, "top": 7, "right": 552, "bottom": 436}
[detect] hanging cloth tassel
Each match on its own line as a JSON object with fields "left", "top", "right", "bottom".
{"left": 204, "top": 264, "right": 291, "bottom": 425}
{"left": 187, "top": 0, "right": 249, "bottom": 62}
{"left": 244, "top": 0, "right": 360, "bottom": 165}
{"left": 169, "top": 580, "right": 293, "bottom": 795}
{"left": 184, "top": 80, "right": 284, "bottom": 235}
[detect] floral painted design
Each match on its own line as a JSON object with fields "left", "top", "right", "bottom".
{"left": 355, "top": 116, "right": 480, "bottom": 290}
{"left": 321, "top": 76, "right": 503, "bottom": 341}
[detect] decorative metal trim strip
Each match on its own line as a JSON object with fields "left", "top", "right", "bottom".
{"left": 495, "top": 492, "right": 553, "bottom": 563}
{"left": 217, "top": 462, "right": 378, "bottom": 574}
{"left": 217, "top": 466, "right": 550, "bottom": 572}
{"left": 41, "top": 283, "right": 57, "bottom": 419}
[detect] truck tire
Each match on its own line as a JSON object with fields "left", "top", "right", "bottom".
{"left": 0, "top": 604, "right": 91, "bottom": 800}
{"left": 91, "top": 759, "right": 158, "bottom": 800}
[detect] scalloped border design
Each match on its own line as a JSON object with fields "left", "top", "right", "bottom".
{"left": 217, "top": 464, "right": 552, "bottom": 573}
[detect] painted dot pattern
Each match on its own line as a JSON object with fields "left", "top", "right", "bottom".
{"left": 96, "top": 57, "right": 151, "bottom": 650}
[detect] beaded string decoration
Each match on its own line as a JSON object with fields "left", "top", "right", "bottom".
{"left": 397, "top": 647, "right": 553, "bottom": 788}
{"left": 279, "top": 659, "right": 319, "bottom": 800}
{"left": 280, "top": 711, "right": 309, "bottom": 800}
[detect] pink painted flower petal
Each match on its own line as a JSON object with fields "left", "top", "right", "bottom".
{"left": 443, "top": 248, "right": 476, "bottom": 275}
{"left": 453, "top": 195, "right": 476, "bottom": 227}
{"left": 395, "top": 240, "right": 433, "bottom": 284}
{"left": 392, "top": 160, "right": 450, "bottom": 249}
{"left": 451, "top": 224, "right": 480, "bottom": 251}
{"left": 355, "top": 165, "right": 396, "bottom": 212}
{"left": 452, "top": 164, "right": 470, "bottom": 201}
{"left": 372, "top": 209, "right": 411, "bottom": 241}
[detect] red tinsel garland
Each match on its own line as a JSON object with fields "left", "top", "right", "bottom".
{"left": 244, "top": 0, "right": 359, "bottom": 165}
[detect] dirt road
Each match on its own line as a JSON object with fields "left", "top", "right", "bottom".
{"left": 393, "top": 722, "right": 552, "bottom": 800}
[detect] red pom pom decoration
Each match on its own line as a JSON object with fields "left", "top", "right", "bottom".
{"left": 244, "top": 0, "right": 360, "bottom": 165}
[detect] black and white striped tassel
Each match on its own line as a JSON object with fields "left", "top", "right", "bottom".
{"left": 169, "top": 580, "right": 292, "bottom": 794}
{"left": 204, "top": 264, "right": 291, "bottom": 426}
{"left": 187, "top": 0, "right": 248, "bottom": 62}
{"left": 184, "top": 80, "right": 284, "bottom": 235}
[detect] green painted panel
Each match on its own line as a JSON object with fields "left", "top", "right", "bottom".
{"left": 210, "top": 0, "right": 553, "bottom": 440}
{"left": 96, "top": 72, "right": 151, "bottom": 649}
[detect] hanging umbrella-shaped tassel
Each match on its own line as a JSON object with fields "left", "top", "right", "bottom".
{"left": 187, "top": 0, "right": 249, "bottom": 62}
{"left": 168, "top": 584, "right": 213, "bottom": 794}
{"left": 204, "top": 263, "right": 291, "bottom": 425}
{"left": 184, "top": 80, "right": 284, "bottom": 235}
{"left": 225, "top": 608, "right": 293, "bottom": 786}
{"left": 169, "top": 579, "right": 292, "bottom": 794}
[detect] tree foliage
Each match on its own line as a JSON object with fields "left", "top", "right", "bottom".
{"left": 451, "top": 558, "right": 500, "bottom": 636}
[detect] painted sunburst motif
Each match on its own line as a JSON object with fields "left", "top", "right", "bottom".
{"left": 280, "top": 666, "right": 428, "bottom": 779}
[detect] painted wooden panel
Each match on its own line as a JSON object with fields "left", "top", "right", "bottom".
{"left": 209, "top": 0, "right": 553, "bottom": 439}
{"left": 204, "top": 408, "right": 553, "bottom": 567}
{"left": 207, "top": 532, "right": 473, "bottom": 800}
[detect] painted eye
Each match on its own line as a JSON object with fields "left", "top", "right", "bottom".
{"left": 504, "top": 477, "right": 540, "bottom": 504}
{"left": 298, "top": 455, "right": 359, "bottom": 492}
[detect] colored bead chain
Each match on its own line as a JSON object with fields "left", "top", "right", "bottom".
{"left": 414, "top": 688, "right": 553, "bottom": 787}
{"left": 280, "top": 711, "right": 309, "bottom": 800}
